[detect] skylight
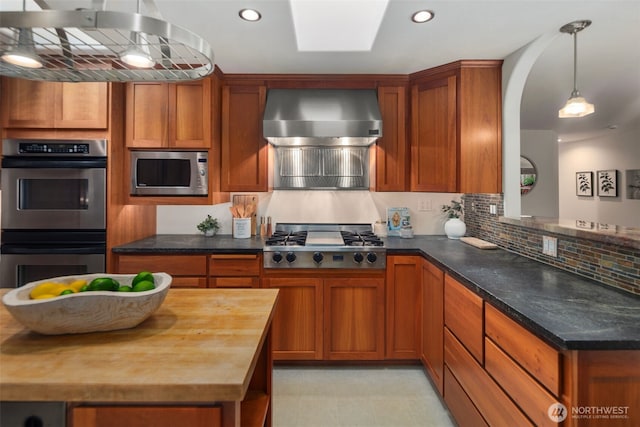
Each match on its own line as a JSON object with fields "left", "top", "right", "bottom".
{"left": 289, "top": 0, "right": 389, "bottom": 52}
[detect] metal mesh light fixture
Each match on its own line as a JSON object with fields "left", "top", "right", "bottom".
{"left": 0, "top": 0, "right": 214, "bottom": 82}
{"left": 558, "top": 20, "right": 595, "bottom": 118}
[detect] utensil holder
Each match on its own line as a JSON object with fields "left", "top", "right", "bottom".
{"left": 233, "top": 218, "right": 251, "bottom": 239}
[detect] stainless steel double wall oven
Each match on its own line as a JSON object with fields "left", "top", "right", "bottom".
{"left": 1, "top": 139, "right": 107, "bottom": 288}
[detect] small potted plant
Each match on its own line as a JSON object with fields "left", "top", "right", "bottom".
{"left": 197, "top": 215, "right": 220, "bottom": 237}
{"left": 441, "top": 200, "right": 466, "bottom": 239}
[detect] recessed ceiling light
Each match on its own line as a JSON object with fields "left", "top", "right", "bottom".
{"left": 411, "top": 10, "right": 435, "bottom": 23}
{"left": 239, "top": 8, "right": 262, "bottom": 22}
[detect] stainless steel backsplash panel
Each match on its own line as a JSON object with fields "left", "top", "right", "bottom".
{"left": 274, "top": 146, "right": 369, "bottom": 190}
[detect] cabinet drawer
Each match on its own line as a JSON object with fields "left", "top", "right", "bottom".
{"left": 485, "top": 304, "right": 560, "bottom": 396}
{"left": 444, "top": 274, "right": 483, "bottom": 362}
{"left": 209, "top": 254, "right": 260, "bottom": 276}
{"left": 445, "top": 328, "right": 533, "bottom": 427}
{"left": 444, "top": 366, "right": 488, "bottom": 427}
{"left": 116, "top": 255, "right": 207, "bottom": 276}
{"left": 71, "top": 405, "right": 221, "bottom": 427}
{"left": 485, "top": 338, "right": 558, "bottom": 427}
{"left": 210, "top": 277, "right": 259, "bottom": 288}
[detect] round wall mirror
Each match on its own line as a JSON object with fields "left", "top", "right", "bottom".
{"left": 520, "top": 156, "right": 537, "bottom": 195}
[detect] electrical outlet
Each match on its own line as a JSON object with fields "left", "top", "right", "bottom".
{"left": 542, "top": 236, "right": 558, "bottom": 257}
{"left": 489, "top": 204, "right": 497, "bottom": 215}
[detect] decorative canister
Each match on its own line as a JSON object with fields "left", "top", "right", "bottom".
{"left": 233, "top": 218, "right": 251, "bottom": 239}
{"left": 444, "top": 218, "right": 466, "bottom": 239}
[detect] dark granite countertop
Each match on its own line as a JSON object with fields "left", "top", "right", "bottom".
{"left": 113, "top": 234, "right": 640, "bottom": 350}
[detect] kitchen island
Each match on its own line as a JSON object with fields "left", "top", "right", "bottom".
{"left": 0, "top": 288, "right": 279, "bottom": 427}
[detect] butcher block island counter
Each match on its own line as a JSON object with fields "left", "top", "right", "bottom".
{"left": 0, "top": 288, "right": 279, "bottom": 427}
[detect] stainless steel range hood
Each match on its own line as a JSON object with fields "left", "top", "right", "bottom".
{"left": 263, "top": 89, "right": 382, "bottom": 146}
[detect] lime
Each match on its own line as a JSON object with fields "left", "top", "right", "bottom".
{"left": 88, "top": 277, "right": 120, "bottom": 292}
{"left": 59, "top": 289, "right": 75, "bottom": 296}
{"left": 117, "top": 285, "right": 133, "bottom": 292}
{"left": 132, "top": 271, "right": 154, "bottom": 287}
{"left": 79, "top": 284, "right": 90, "bottom": 292}
{"left": 132, "top": 280, "right": 155, "bottom": 292}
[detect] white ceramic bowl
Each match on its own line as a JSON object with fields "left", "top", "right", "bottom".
{"left": 2, "top": 272, "right": 172, "bottom": 335}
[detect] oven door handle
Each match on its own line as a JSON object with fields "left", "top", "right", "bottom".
{"left": 1, "top": 244, "right": 105, "bottom": 255}
{"left": 1, "top": 157, "right": 106, "bottom": 169}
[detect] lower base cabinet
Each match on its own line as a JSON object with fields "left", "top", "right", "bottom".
{"left": 114, "top": 254, "right": 208, "bottom": 288}
{"left": 264, "top": 275, "right": 384, "bottom": 361}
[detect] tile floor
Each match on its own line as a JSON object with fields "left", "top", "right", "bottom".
{"left": 272, "top": 366, "right": 456, "bottom": 427}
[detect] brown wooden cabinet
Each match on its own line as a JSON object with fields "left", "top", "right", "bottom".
{"left": 325, "top": 277, "right": 385, "bottom": 360}
{"left": 70, "top": 405, "right": 222, "bottom": 427}
{"left": 263, "top": 277, "right": 324, "bottom": 360}
{"left": 375, "top": 85, "right": 408, "bottom": 191}
{"left": 385, "top": 255, "right": 421, "bottom": 359}
{"left": 264, "top": 274, "right": 384, "bottom": 361}
{"left": 220, "top": 83, "right": 268, "bottom": 192}
{"left": 114, "top": 254, "right": 208, "bottom": 288}
{"left": 420, "top": 258, "right": 444, "bottom": 394}
{"left": 208, "top": 254, "right": 261, "bottom": 288}
{"left": 1, "top": 77, "right": 108, "bottom": 129}
{"left": 125, "top": 79, "right": 211, "bottom": 148}
{"left": 410, "top": 60, "right": 502, "bottom": 193}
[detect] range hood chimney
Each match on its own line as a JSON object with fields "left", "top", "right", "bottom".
{"left": 263, "top": 89, "right": 383, "bottom": 146}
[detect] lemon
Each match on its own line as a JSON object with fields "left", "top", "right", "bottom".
{"left": 32, "top": 293, "right": 56, "bottom": 300}
{"left": 88, "top": 277, "right": 120, "bottom": 291}
{"left": 132, "top": 271, "right": 154, "bottom": 287}
{"left": 29, "top": 282, "right": 64, "bottom": 299}
{"left": 68, "top": 279, "right": 87, "bottom": 292}
{"left": 132, "top": 280, "right": 155, "bottom": 292}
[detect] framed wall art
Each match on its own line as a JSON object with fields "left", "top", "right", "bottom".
{"left": 576, "top": 171, "right": 593, "bottom": 196}
{"left": 626, "top": 169, "right": 640, "bottom": 200}
{"left": 597, "top": 170, "right": 618, "bottom": 197}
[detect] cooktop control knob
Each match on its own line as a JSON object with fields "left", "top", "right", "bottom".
{"left": 312, "top": 252, "right": 324, "bottom": 264}
{"left": 286, "top": 252, "right": 297, "bottom": 263}
{"left": 272, "top": 252, "right": 283, "bottom": 264}
{"left": 366, "top": 252, "right": 378, "bottom": 264}
{"left": 353, "top": 252, "right": 364, "bottom": 264}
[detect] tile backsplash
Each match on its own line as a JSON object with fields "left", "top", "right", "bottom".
{"left": 463, "top": 194, "right": 640, "bottom": 295}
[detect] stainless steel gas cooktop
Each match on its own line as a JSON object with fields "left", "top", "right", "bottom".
{"left": 263, "top": 223, "right": 386, "bottom": 269}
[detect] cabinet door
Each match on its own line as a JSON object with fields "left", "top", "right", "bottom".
{"left": 1, "top": 78, "right": 55, "bottom": 128}
{"left": 170, "top": 79, "right": 212, "bottom": 148}
{"left": 57, "top": 82, "right": 108, "bottom": 128}
{"left": 126, "top": 82, "right": 169, "bottom": 148}
{"left": 410, "top": 76, "right": 457, "bottom": 192}
{"left": 221, "top": 84, "right": 268, "bottom": 192}
{"left": 263, "top": 277, "right": 323, "bottom": 360}
{"left": 325, "top": 277, "right": 385, "bottom": 360}
{"left": 376, "top": 85, "right": 408, "bottom": 191}
{"left": 421, "top": 258, "right": 444, "bottom": 394}
{"left": 386, "top": 256, "right": 421, "bottom": 359}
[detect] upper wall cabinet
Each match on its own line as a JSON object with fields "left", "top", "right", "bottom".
{"left": 376, "top": 85, "right": 409, "bottom": 192}
{"left": 410, "top": 61, "right": 502, "bottom": 194}
{"left": 220, "top": 83, "right": 268, "bottom": 192}
{"left": 125, "top": 79, "right": 211, "bottom": 149}
{"left": 1, "top": 77, "right": 108, "bottom": 129}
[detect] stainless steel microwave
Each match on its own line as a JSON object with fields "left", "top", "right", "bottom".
{"left": 130, "top": 151, "right": 208, "bottom": 196}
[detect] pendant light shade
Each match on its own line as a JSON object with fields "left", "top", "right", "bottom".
{"left": 120, "top": 32, "right": 156, "bottom": 69}
{"left": 1, "top": 28, "right": 43, "bottom": 69}
{"left": 558, "top": 20, "right": 594, "bottom": 118}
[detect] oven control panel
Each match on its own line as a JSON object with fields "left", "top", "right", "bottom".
{"left": 19, "top": 142, "right": 90, "bottom": 154}
{"left": 264, "top": 248, "right": 386, "bottom": 269}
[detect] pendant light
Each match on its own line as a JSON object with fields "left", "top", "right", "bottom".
{"left": 120, "top": 31, "right": 156, "bottom": 69}
{"left": 1, "top": 27, "right": 43, "bottom": 69}
{"left": 558, "top": 20, "right": 594, "bottom": 118}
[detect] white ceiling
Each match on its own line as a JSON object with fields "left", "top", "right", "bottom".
{"left": 5, "top": 0, "right": 640, "bottom": 143}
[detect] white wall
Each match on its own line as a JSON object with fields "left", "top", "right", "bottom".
{"left": 521, "top": 130, "right": 559, "bottom": 218}
{"left": 558, "top": 124, "right": 640, "bottom": 227}
{"left": 157, "top": 191, "right": 462, "bottom": 235}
